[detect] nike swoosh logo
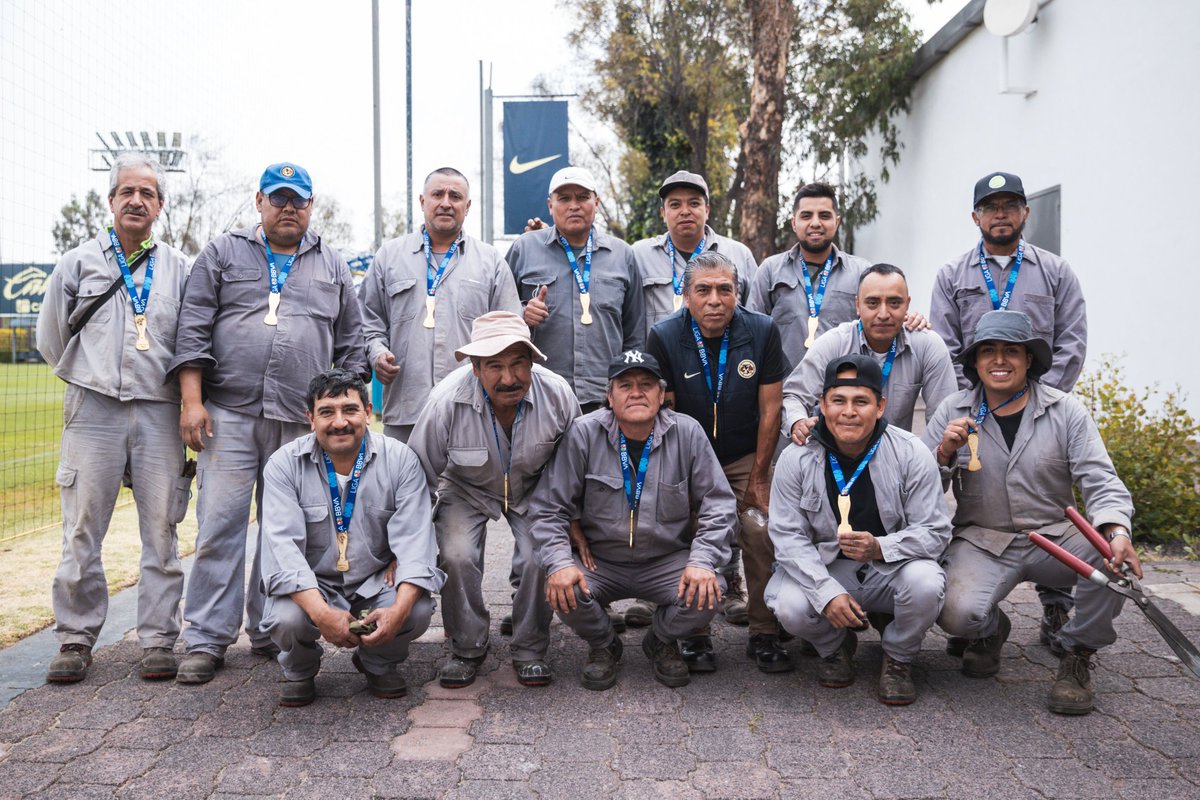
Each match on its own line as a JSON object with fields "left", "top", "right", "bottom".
{"left": 684, "top": 371, "right": 702, "bottom": 380}
{"left": 510, "top": 154, "right": 562, "bottom": 174}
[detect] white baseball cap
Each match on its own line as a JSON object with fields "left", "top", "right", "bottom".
{"left": 548, "top": 166, "right": 598, "bottom": 195}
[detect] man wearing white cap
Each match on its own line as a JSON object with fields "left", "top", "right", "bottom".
{"left": 506, "top": 166, "right": 645, "bottom": 413}
{"left": 409, "top": 312, "right": 581, "bottom": 688}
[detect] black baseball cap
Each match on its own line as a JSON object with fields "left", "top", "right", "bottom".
{"left": 608, "top": 350, "right": 664, "bottom": 381}
{"left": 822, "top": 354, "right": 884, "bottom": 396}
{"left": 973, "top": 172, "right": 1026, "bottom": 207}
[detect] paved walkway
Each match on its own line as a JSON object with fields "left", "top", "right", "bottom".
{"left": 1, "top": 523, "right": 1198, "bottom": 799}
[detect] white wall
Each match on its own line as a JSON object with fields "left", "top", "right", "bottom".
{"left": 854, "top": 0, "right": 1200, "bottom": 413}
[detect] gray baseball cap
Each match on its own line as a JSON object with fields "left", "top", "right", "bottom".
{"left": 658, "top": 170, "right": 709, "bottom": 200}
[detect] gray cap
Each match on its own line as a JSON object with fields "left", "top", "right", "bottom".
{"left": 957, "top": 310, "right": 1052, "bottom": 384}
{"left": 454, "top": 311, "right": 547, "bottom": 362}
{"left": 658, "top": 170, "right": 709, "bottom": 200}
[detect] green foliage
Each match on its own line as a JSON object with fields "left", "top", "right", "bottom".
{"left": 1075, "top": 356, "right": 1200, "bottom": 549}
{"left": 52, "top": 189, "right": 107, "bottom": 254}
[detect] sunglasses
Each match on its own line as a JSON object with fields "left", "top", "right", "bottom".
{"left": 267, "top": 192, "right": 312, "bottom": 209}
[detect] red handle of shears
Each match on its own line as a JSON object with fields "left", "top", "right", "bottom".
{"left": 1065, "top": 506, "right": 1113, "bottom": 560}
{"left": 1029, "top": 531, "right": 1106, "bottom": 584}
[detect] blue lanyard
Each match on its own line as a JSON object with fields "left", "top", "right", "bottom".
{"left": 971, "top": 385, "right": 1028, "bottom": 432}
{"left": 800, "top": 249, "right": 836, "bottom": 318}
{"left": 619, "top": 431, "right": 654, "bottom": 547}
{"left": 828, "top": 437, "right": 882, "bottom": 497}
{"left": 690, "top": 317, "right": 729, "bottom": 439}
{"left": 977, "top": 239, "right": 1025, "bottom": 311}
{"left": 422, "top": 227, "right": 461, "bottom": 296}
{"left": 322, "top": 439, "right": 366, "bottom": 535}
{"left": 558, "top": 229, "right": 593, "bottom": 295}
{"left": 858, "top": 321, "right": 899, "bottom": 389}
{"left": 108, "top": 229, "right": 154, "bottom": 316}
{"left": 262, "top": 233, "right": 300, "bottom": 296}
{"left": 483, "top": 390, "right": 523, "bottom": 513}
{"left": 665, "top": 234, "right": 706, "bottom": 297}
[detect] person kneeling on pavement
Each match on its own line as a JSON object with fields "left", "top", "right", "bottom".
{"left": 258, "top": 369, "right": 445, "bottom": 706}
{"left": 923, "top": 310, "right": 1139, "bottom": 715}
{"left": 529, "top": 350, "right": 737, "bottom": 689}
{"left": 766, "top": 355, "right": 951, "bottom": 705}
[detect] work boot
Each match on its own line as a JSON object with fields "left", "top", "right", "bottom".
{"left": 961, "top": 609, "right": 1011, "bottom": 679}
{"left": 46, "top": 644, "right": 92, "bottom": 684}
{"left": 500, "top": 613, "right": 513, "bottom": 636}
{"left": 624, "top": 600, "right": 655, "bottom": 628}
{"left": 353, "top": 653, "right": 408, "bottom": 699}
{"left": 817, "top": 631, "right": 857, "bottom": 688}
{"left": 1040, "top": 605, "right": 1070, "bottom": 656}
{"left": 877, "top": 656, "right": 916, "bottom": 705}
{"left": 139, "top": 647, "right": 178, "bottom": 681}
{"left": 513, "top": 659, "right": 553, "bottom": 687}
{"left": 745, "top": 634, "right": 795, "bottom": 674}
{"left": 1048, "top": 647, "right": 1096, "bottom": 715}
{"left": 250, "top": 642, "right": 281, "bottom": 658}
{"left": 679, "top": 635, "right": 717, "bottom": 674}
{"left": 642, "top": 630, "right": 690, "bottom": 687}
{"left": 581, "top": 635, "right": 623, "bottom": 691}
{"left": 176, "top": 652, "right": 224, "bottom": 684}
{"left": 279, "top": 677, "right": 316, "bottom": 707}
{"left": 722, "top": 573, "right": 749, "bottom": 626}
{"left": 945, "top": 636, "right": 968, "bottom": 657}
{"left": 438, "top": 654, "right": 485, "bottom": 689}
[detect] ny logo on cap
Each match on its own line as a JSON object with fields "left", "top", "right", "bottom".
{"left": 622, "top": 350, "right": 645, "bottom": 364}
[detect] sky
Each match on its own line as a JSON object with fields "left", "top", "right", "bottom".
{"left": 0, "top": 0, "right": 966, "bottom": 262}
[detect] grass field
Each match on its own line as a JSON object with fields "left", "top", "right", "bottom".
{"left": 0, "top": 361, "right": 64, "bottom": 536}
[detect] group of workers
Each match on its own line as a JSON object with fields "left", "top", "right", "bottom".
{"left": 36, "top": 152, "right": 1138, "bottom": 716}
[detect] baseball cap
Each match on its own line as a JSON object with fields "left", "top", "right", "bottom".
{"left": 658, "top": 170, "right": 709, "bottom": 199}
{"left": 548, "top": 166, "right": 598, "bottom": 195}
{"left": 260, "top": 162, "right": 313, "bottom": 199}
{"left": 973, "top": 172, "right": 1025, "bottom": 208}
{"left": 454, "top": 311, "right": 547, "bottom": 362}
{"left": 822, "top": 354, "right": 884, "bottom": 396}
{"left": 608, "top": 350, "right": 664, "bottom": 381}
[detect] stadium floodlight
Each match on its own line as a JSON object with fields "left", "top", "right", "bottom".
{"left": 90, "top": 130, "right": 188, "bottom": 172}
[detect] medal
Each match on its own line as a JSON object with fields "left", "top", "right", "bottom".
{"left": 264, "top": 292, "right": 280, "bottom": 326}
{"left": 107, "top": 229, "right": 156, "bottom": 353}
{"left": 629, "top": 510, "right": 635, "bottom": 548}
{"left": 580, "top": 292, "right": 593, "bottom": 325}
{"left": 559, "top": 228, "right": 595, "bottom": 326}
{"left": 966, "top": 431, "right": 982, "bottom": 472}
{"left": 336, "top": 533, "right": 350, "bottom": 572}
{"left": 805, "top": 316, "right": 819, "bottom": 348}
{"left": 619, "top": 432, "right": 654, "bottom": 550}
{"left": 828, "top": 437, "right": 883, "bottom": 537}
{"left": 323, "top": 440, "right": 366, "bottom": 576}
{"left": 484, "top": 390, "right": 523, "bottom": 516}
{"left": 133, "top": 314, "right": 150, "bottom": 351}
{"left": 673, "top": 294, "right": 683, "bottom": 311}
{"left": 423, "top": 295, "right": 436, "bottom": 328}
{"left": 690, "top": 318, "right": 729, "bottom": 441}
{"left": 666, "top": 233, "right": 705, "bottom": 315}
{"left": 968, "top": 384, "right": 1029, "bottom": 469}
{"left": 837, "top": 494, "right": 852, "bottom": 534}
{"left": 261, "top": 232, "right": 299, "bottom": 327}
{"left": 422, "top": 227, "right": 461, "bottom": 331}
{"left": 799, "top": 250, "right": 836, "bottom": 348}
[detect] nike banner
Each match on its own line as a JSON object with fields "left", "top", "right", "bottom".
{"left": 503, "top": 100, "right": 568, "bottom": 235}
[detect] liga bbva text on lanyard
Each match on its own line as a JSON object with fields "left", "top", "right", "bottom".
{"left": 690, "top": 318, "right": 729, "bottom": 439}
{"left": 262, "top": 234, "right": 300, "bottom": 326}
{"left": 484, "top": 390, "right": 524, "bottom": 513}
{"left": 558, "top": 229, "right": 595, "bottom": 324}
{"left": 965, "top": 385, "right": 1027, "bottom": 472}
{"left": 977, "top": 239, "right": 1026, "bottom": 311}
{"left": 665, "top": 234, "right": 705, "bottom": 311}
{"left": 857, "top": 321, "right": 898, "bottom": 389}
{"left": 828, "top": 438, "right": 882, "bottom": 535}
{"left": 323, "top": 440, "right": 366, "bottom": 572}
{"left": 801, "top": 250, "right": 837, "bottom": 347}
{"left": 108, "top": 229, "right": 155, "bottom": 352}
{"left": 422, "top": 227, "right": 461, "bottom": 328}
{"left": 619, "top": 432, "right": 654, "bottom": 548}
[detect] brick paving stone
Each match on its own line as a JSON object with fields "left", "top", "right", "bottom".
{"left": 1071, "top": 736, "right": 1178, "bottom": 779}
{"left": 114, "top": 767, "right": 214, "bottom": 800}
{"left": 94, "top": 676, "right": 163, "bottom": 702}
{"left": 765, "top": 742, "right": 852, "bottom": 779}
{"left": 283, "top": 776, "right": 377, "bottom": 800}
{"left": 216, "top": 754, "right": 307, "bottom": 794}
{"left": 1126, "top": 718, "right": 1200, "bottom": 759}
{"left": 27, "top": 783, "right": 118, "bottom": 800}
{"left": 191, "top": 706, "right": 274, "bottom": 738}
{"left": 685, "top": 726, "right": 766, "bottom": 761}
{"left": 1134, "top": 676, "right": 1200, "bottom": 706}
{"left": 245, "top": 723, "right": 332, "bottom": 756}
{"left": 153, "top": 735, "right": 242, "bottom": 778}
{"left": 329, "top": 704, "right": 412, "bottom": 742}
{"left": 470, "top": 710, "right": 542, "bottom": 744}
{"left": 409, "top": 698, "right": 484, "bottom": 728}
{"left": 445, "top": 780, "right": 539, "bottom": 799}
{"left": 689, "top": 761, "right": 781, "bottom": 799}
{"left": 851, "top": 753, "right": 949, "bottom": 799}
{"left": 612, "top": 779, "right": 704, "bottom": 800}
{"left": 141, "top": 686, "right": 224, "bottom": 719}
{"left": 4, "top": 727, "right": 103, "bottom": 763}
{"left": 0, "top": 711, "right": 58, "bottom": 743}
{"left": 56, "top": 745, "right": 158, "bottom": 785}
{"left": 1117, "top": 778, "right": 1200, "bottom": 800}
{"left": 778, "top": 778, "right": 872, "bottom": 799}
{"left": 391, "top": 727, "right": 473, "bottom": 761}
{"left": 371, "top": 758, "right": 461, "bottom": 798}
{"left": 529, "top": 761, "right": 620, "bottom": 798}
{"left": 0, "top": 759, "right": 62, "bottom": 798}
{"left": 306, "top": 740, "right": 394, "bottom": 778}
{"left": 101, "top": 716, "right": 193, "bottom": 750}
{"left": 458, "top": 742, "right": 542, "bottom": 781}
{"left": 612, "top": 741, "right": 697, "bottom": 780}
{"left": 1017, "top": 757, "right": 1122, "bottom": 798}
{"left": 535, "top": 726, "right": 617, "bottom": 762}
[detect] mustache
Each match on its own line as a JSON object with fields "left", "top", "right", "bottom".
{"left": 328, "top": 427, "right": 355, "bottom": 436}
{"left": 121, "top": 206, "right": 149, "bottom": 217}
{"left": 494, "top": 382, "right": 525, "bottom": 393}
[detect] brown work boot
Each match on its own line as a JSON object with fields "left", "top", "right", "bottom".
{"left": 641, "top": 630, "right": 690, "bottom": 687}
{"left": 139, "top": 647, "right": 178, "bottom": 681}
{"left": 961, "top": 609, "right": 1011, "bottom": 679}
{"left": 817, "top": 631, "right": 857, "bottom": 688}
{"left": 877, "top": 656, "right": 916, "bottom": 705}
{"left": 47, "top": 644, "right": 92, "bottom": 683}
{"left": 1048, "top": 647, "right": 1096, "bottom": 715}
{"left": 1040, "top": 605, "right": 1070, "bottom": 656}
{"left": 722, "top": 573, "right": 749, "bottom": 626}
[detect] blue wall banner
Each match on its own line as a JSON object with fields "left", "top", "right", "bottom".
{"left": 503, "top": 100, "right": 568, "bottom": 236}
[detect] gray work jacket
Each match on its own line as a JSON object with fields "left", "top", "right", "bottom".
{"left": 630, "top": 226, "right": 758, "bottom": 337}
{"left": 169, "top": 227, "right": 368, "bottom": 424}
{"left": 782, "top": 321, "right": 958, "bottom": 434}
{"left": 529, "top": 408, "right": 736, "bottom": 576}
{"left": 921, "top": 381, "right": 1133, "bottom": 556}
{"left": 506, "top": 226, "right": 645, "bottom": 405}
{"left": 408, "top": 363, "right": 580, "bottom": 519}
{"left": 37, "top": 230, "right": 190, "bottom": 404}
{"left": 260, "top": 430, "right": 445, "bottom": 600}
{"left": 769, "top": 426, "right": 952, "bottom": 615}
{"left": 929, "top": 242, "right": 1087, "bottom": 392}
{"left": 747, "top": 244, "right": 870, "bottom": 366}
{"left": 359, "top": 231, "right": 521, "bottom": 426}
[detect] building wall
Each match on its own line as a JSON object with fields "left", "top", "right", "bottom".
{"left": 853, "top": 0, "right": 1200, "bottom": 412}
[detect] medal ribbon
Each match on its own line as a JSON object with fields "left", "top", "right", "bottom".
{"left": 483, "top": 389, "right": 524, "bottom": 513}
{"left": 262, "top": 233, "right": 300, "bottom": 297}
{"left": 108, "top": 228, "right": 155, "bottom": 316}
{"left": 858, "top": 321, "right": 899, "bottom": 389}
{"left": 322, "top": 439, "right": 367, "bottom": 536}
{"left": 422, "top": 226, "right": 461, "bottom": 296}
{"left": 618, "top": 431, "right": 654, "bottom": 548}
{"left": 558, "top": 228, "right": 593, "bottom": 296}
{"left": 828, "top": 436, "right": 883, "bottom": 498}
{"left": 665, "top": 233, "right": 706, "bottom": 299}
{"left": 970, "top": 384, "right": 1029, "bottom": 433}
{"left": 690, "top": 317, "right": 729, "bottom": 438}
{"left": 799, "top": 249, "right": 836, "bottom": 320}
{"left": 977, "top": 238, "right": 1025, "bottom": 310}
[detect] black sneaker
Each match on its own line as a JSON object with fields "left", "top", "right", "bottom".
{"left": 745, "top": 634, "right": 795, "bottom": 674}
{"left": 679, "top": 635, "right": 717, "bottom": 674}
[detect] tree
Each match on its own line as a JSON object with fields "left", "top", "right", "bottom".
{"left": 158, "top": 140, "right": 250, "bottom": 256}
{"left": 311, "top": 197, "right": 356, "bottom": 251}
{"left": 52, "top": 189, "right": 108, "bottom": 254}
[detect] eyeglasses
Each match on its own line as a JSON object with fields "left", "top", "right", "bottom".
{"left": 976, "top": 200, "right": 1024, "bottom": 216}
{"left": 267, "top": 192, "right": 312, "bottom": 209}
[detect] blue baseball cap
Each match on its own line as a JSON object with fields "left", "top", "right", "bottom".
{"left": 260, "top": 162, "right": 313, "bottom": 199}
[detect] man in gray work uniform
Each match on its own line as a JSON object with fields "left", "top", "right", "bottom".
{"left": 169, "top": 162, "right": 369, "bottom": 684}
{"left": 409, "top": 312, "right": 580, "bottom": 689}
{"left": 359, "top": 166, "right": 520, "bottom": 443}
{"left": 767, "top": 355, "right": 951, "bottom": 705}
{"left": 260, "top": 369, "right": 443, "bottom": 707}
{"left": 530, "top": 350, "right": 736, "bottom": 690}
{"left": 37, "top": 152, "right": 192, "bottom": 683}
{"left": 929, "top": 171, "right": 1089, "bottom": 650}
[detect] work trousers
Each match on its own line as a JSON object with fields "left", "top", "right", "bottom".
{"left": 53, "top": 386, "right": 188, "bottom": 649}
{"left": 722, "top": 452, "right": 779, "bottom": 636}
{"left": 182, "top": 403, "right": 309, "bottom": 656}
{"left": 263, "top": 587, "right": 433, "bottom": 680}
{"left": 939, "top": 532, "right": 1125, "bottom": 651}
{"left": 766, "top": 558, "right": 945, "bottom": 662}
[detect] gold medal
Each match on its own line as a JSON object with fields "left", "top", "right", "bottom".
{"left": 837, "top": 494, "right": 852, "bottom": 534}
{"left": 335, "top": 532, "right": 350, "bottom": 572}
{"left": 264, "top": 292, "right": 280, "bottom": 326}
{"left": 629, "top": 510, "right": 635, "bottom": 548}
{"left": 673, "top": 294, "right": 683, "bottom": 311}
{"left": 503, "top": 473, "right": 509, "bottom": 514}
{"left": 423, "top": 295, "right": 436, "bottom": 328}
{"left": 712, "top": 402, "right": 718, "bottom": 439}
{"left": 580, "top": 292, "right": 593, "bottom": 325}
{"left": 967, "top": 431, "right": 982, "bottom": 472}
{"left": 133, "top": 314, "right": 150, "bottom": 351}
{"left": 804, "top": 315, "right": 819, "bottom": 348}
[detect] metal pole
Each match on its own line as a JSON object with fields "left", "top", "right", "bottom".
{"left": 483, "top": 65, "right": 494, "bottom": 244}
{"left": 405, "top": 0, "right": 413, "bottom": 233}
{"left": 371, "top": 0, "right": 383, "bottom": 250}
{"left": 479, "top": 61, "right": 487, "bottom": 242}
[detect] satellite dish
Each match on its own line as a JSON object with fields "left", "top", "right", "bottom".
{"left": 983, "top": 0, "right": 1039, "bottom": 36}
